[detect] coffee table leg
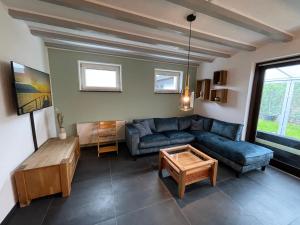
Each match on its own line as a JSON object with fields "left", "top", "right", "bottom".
{"left": 210, "top": 160, "right": 218, "bottom": 186}
{"left": 158, "top": 151, "right": 163, "bottom": 176}
{"left": 178, "top": 171, "right": 186, "bottom": 198}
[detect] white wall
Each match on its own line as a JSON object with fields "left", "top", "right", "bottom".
{"left": 0, "top": 2, "right": 56, "bottom": 222}
{"left": 195, "top": 35, "right": 300, "bottom": 139}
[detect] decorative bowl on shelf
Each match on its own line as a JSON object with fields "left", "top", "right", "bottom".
{"left": 214, "top": 97, "right": 220, "bottom": 102}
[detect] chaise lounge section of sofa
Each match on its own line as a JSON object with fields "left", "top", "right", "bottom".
{"left": 125, "top": 115, "right": 273, "bottom": 175}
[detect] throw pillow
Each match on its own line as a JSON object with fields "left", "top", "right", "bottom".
{"left": 132, "top": 118, "right": 156, "bottom": 132}
{"left": 178, "top": 115, "right": 197, "bottom": 130}
{"left": 133, "top": 121, "right": 152, "bottom": 137}
{"left": 190, "top": 119, "right": 204, "bottom": 131}
{"left": 198, "top": 116, "right": 213, "bottom": 131}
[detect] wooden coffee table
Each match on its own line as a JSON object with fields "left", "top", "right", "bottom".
{"left": 158, "top": 145, "right": 218, "bottom": 198}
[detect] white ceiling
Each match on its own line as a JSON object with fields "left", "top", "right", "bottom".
{"left": 2, "top": 0, "right": 300, "bottom": 65}
{"left": 213, "top": 0, "right": 300, "bottom": 31}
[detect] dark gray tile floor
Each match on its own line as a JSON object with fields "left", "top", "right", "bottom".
{"left": 5, "top": 143, "right": 300, "bottom": 225}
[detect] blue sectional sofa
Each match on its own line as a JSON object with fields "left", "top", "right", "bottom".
{"left": 125, "top": 115, "right": 273, "bottom": 176}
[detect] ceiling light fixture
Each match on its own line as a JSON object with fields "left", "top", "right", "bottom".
{"left": 180, "top": 13, "right": 196, "bottom": 111}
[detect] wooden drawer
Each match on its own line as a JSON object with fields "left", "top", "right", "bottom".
{"left": 15, "top": 166, "right": 61, "bottom": 201}
{"left": 69, "top": 151, "right": 75, "bottom": 172}
{"left": 68, "top": 150, "right": 78, "bottom": 181}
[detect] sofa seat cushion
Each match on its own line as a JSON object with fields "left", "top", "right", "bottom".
{"left": 164, "top": 131, "right": 195, "bottom": 144}
{"left": 199, "top": 134, "right": 273, "bottom": 165}
{"left": 188, "top": 130, "right": 215, "bottom": 142}
{"left": 139, "top": 133, "right": 170, "bottom": 149}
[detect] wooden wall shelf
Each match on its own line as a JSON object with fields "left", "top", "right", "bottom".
{"left": 210, "top": 89, "right": 228, "bottom": 103}
{"left": 196, "top": 79, "right": 210, "bottom": 100}
{"left": 213, "top": 70, "right": 227, "bottom": 85}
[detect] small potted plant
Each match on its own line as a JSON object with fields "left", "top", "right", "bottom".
{"left": 56, "top": 108, "right": 67, "bottom": 140}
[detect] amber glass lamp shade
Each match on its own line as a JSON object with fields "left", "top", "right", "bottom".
{"left": 179, "top": 75, "right": 194, "bottom": 111}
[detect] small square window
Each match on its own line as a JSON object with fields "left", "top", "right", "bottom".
{"left": 154, "top": 69, "right": 183, "bottom": 93}
{"left": 78, "top": 61, "right": 122, "bottom": 92}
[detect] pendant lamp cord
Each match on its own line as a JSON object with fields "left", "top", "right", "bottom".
{"left": 186, "top": 20, "right": 192, "bottom": 87}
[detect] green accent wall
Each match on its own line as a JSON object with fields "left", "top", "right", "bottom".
{"left": 48, "top": 48, "right": 197, "bottom": 135}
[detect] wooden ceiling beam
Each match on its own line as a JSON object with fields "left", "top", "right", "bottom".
{"left": 44, "top": 41, "right": 200, "bottom": 66}
{"left": 41, "top": 0, "right": 256, "bottom": 51}
{"left": 30, "top": 29, "right": 215, "bottom": 62}
{"left": 8, "top": 9, "right": 230, "bottom": 58}
{"left": 166, "top": 0, "right": 293, "bottom": 42}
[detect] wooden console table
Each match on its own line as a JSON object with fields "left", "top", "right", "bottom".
{"left": 14, "top": 137, "right": 80, "bottom": 207}
{"left": 76, "top": 120, "right": 125, "bottom": 146}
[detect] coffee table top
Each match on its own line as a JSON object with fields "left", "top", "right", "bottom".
{"left": 160, "top": 145, "right": 216, "bottom": 171}
{"left": 170, "top": 151, "right": 203, "bottom": 167}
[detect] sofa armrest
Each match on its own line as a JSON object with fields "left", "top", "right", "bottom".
{"left": 125, "top": 124, "right": 140, "bottom": 156}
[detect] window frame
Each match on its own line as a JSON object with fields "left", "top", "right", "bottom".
{"left": 78, "top": 60, "right": 122, "bottom": 92}
{"left": 154, "top": 68, "right": 183, "bottom": 94}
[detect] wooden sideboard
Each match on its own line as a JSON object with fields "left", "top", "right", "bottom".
{"left": 14, "top": 137, "right": 80, "bottom": 207}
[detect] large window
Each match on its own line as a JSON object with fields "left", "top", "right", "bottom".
{"left": 78, "top": 61, "right": 122, "bottom": 92}
{"left": 154, "top": 69, "right": 183, "bottom": 93}
{"left": 248, "top": 58, "right": 300, "bottom": 173}
{"left": 287, "top": 81, "right": 300, "bottom": 139}
{"left": 257, "top": 65, "right": 300, "bottom": 141}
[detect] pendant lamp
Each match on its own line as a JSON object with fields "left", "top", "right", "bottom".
{"left": 180, "top": 14, "right": 196, "bottom": 111}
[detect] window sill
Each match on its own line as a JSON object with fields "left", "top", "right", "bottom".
{"left": 154, "top": 90, "right": 181, "bottom": 94}
{"left": 79, "top": 89, "right": 123, "bottom": 93}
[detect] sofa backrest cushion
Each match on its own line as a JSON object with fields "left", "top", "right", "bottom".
{"left": 154, "top": 117, "right": 178, "bottom": 132}
{"left": 210, "top": 119, "right": 243, "bottom": 141}
{"left": 190, "top": 119, "right": 205, "bottom": 131}
{"left": 133, "top": 121, "right": 152, "bottom": 137}
{"left": 198, "top": 116, "right": 213, "bottom": 131}
{"left": 133, "top": 118, "right": 156, "bottom": 132}
{"left": 178, "top": 115, "right": 198, "bottom": 130}
{"left": 235, "top": 124, "right": 244, "bottom": 141}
